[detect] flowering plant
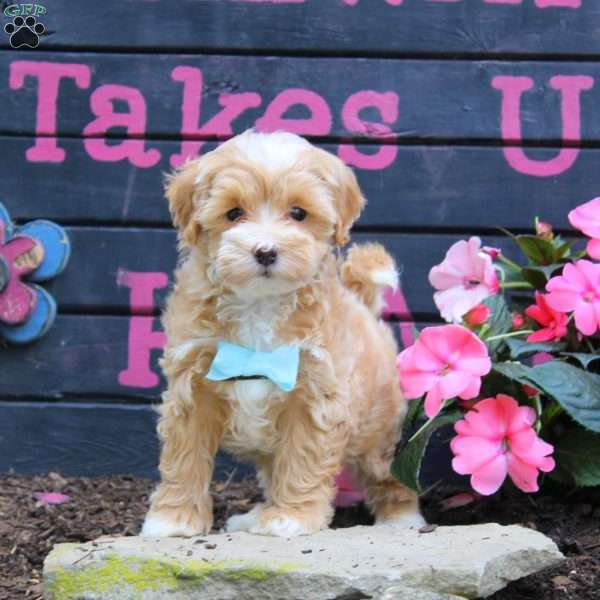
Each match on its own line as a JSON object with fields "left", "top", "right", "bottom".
{"left": 392, "top": 199, "right": 600, "bottom": 496}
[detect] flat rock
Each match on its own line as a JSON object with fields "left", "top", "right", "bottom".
{"left": 43, "top": 522, "right": 563, "bottom": 600}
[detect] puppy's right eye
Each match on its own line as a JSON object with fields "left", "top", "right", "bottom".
{"left": 226, "top": 208, "right": 244, "bottom": 222}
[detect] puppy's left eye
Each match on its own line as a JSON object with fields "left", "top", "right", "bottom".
{"left": 226, "top": 207, "right": 244, "bottom": 222}
{"left": 290, "top": 207, "right": 307, "bottom": 221}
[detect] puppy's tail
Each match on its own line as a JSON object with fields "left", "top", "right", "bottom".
{"left": 340, "top": 243, "right": 398, "bottom": 317}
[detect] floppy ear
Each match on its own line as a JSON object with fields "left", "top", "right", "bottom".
{"left": 165, "top": 149, "right": 230, "bottom": 247}
{"left": 305, "top": 147, "right": 366, "bottom": 246}
{"left": 164, "top": 160, "right": 202, "bottom": 247}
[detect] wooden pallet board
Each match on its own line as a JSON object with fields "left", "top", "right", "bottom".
{"left": 0, "top": 137, "right": 587, "bottom": 230}
{"left": 0, "top": 400, "right": 451, "bottom": 485}
{"left": 0, "top": 401, "right": 246, "bottom": 479}
{"left": 33, "top": 227, "right": 531, "bottom": 317}
{"left": 4, "top": 0, "right": 595, "bottom": 56}
{"left": 0, "top": 315, "right": 430, "bottom": 400}
{"left": 2, "top": 53, "right": 599, "bottom": 142}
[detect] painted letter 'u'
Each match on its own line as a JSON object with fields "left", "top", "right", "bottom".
{"left": 492, "top": 75, "right": 593, "bottom": 177}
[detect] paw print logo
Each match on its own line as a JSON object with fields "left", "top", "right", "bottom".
{"left": 4, "top": 15, "right": 45, "bottom": 49}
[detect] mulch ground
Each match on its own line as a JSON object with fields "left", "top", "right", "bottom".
{"left": 0, "top": 473, "right": 598, "bottom": 600}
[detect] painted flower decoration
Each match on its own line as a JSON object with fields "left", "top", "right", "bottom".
{"left": 568, "top": 197, "right": 600, "bottom": 260}
{"left": 396, "top": 324, "right": 492, "bottom": 418}
{"left": 429, "top": 237, "right": 500, "bottom": 323}
{"left": 525, "top": 292, "right": 568, "bottom": 343}
{"left": 0, "top": 202, "right": 70, "bottom": 344}
{"left": 451, "top": 395, "right": 555, "bottom": 495}
{"left": 545, "top": 260, "right": 600, "bottom": 336}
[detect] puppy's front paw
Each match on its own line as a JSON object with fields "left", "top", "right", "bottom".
{"left": 376, "top": 511, "right": 427, "bottom": 529}
{"left": 224, "top": 504, "right": 263, "bottom": 533}
{"left": 141, "top": 508, "right": 211, "bottom": 538}
{"left": 249, "top": 507, "right": 326, "bottom": 537}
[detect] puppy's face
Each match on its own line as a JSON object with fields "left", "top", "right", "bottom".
{"left": 166, "top": 131, "right": 365, "bottom": 298}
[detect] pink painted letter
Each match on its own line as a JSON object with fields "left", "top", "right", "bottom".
{"left": 492, "top": 74, "right": 593, "bottom": 177}
{"left": 170, "top": 66, "right": 262, "bottom": 167}
{"left": 117, "top": 270, "right": 168, "bottom": 389}
{"left": 255, "top": 89, "right": 332, "bottom": 135}
{"left": 339, "top": 91, "right": 399, "bottom": 170}
{"left": 9, "top": 61, "right": 91, "bottom": 162}
{"left": 382, "top": 286, "right": 416, "bottom": 349}
{"left": 83, "top": 84, "right": 161, "bottom": 168}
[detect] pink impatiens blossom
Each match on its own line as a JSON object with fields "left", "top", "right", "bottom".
{"left": 525, "top": 292, "right": 568, "bottom": 343}
{"left": 568, "top": 197, "right": 600, "bottom": 260}
{"left": 545, "top": 260, "right": 600, "bottom": 336}
{"left": 429, "top": 237, "right": 500, "bottom": 323}
{"left": 451, "top": 395, "right": 555, "bottom": 496}
{"left": 396, "top": 325, "right": 492, "bottom": 418}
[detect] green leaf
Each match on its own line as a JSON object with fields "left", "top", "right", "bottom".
{"left": 505, "top": 338, "right": 566, "bottom": 360}
{"left": 551, "top": 428, "right": 600, "bottom": 488}
{"left": 526, "top": 362, "right": 600, "bottom": 433}
{"left": 554, "top": 239, "right": 576, "bottom": 259}
{"left": 402, "top": 397, "right": 422, "bottom": 435}
{"left": 514, "top": 235, "right": 557, "bottom": 265}
{"left": 391, "top": 409, "right": 461, "bottom": 493}
{"left": 521, "top": 264, "right": 562, "bottom": 289}
{"left": 482, "top": 295, "right": 512, "bottom": 357}
{"left": 561, "top": 352, "right": 600, "bottom": 370}
{"left": 495, "top": 360, "right": 600, "bottom": 432}
{"left": 493, "top": 361, "right": 533, "bottom": 384}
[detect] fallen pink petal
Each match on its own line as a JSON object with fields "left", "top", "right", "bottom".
{"left": 34, "top": 492, "right": 71, "bottom": 505}
{"left": 439, "top": 492, "right": 479, "bottom": 512}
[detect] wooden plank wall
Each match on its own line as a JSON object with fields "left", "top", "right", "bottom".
{"left": 0, "top": 0, "right": 594, "bottom": 478}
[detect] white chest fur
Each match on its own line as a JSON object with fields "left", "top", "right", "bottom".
{"left": 218, "top": 294, "right": 295, "bottom": 454}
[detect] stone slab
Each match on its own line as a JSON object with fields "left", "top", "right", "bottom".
{"left": 43, "top": 523, "right": 563, "bottom": 600}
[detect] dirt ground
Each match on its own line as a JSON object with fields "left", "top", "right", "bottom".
{"left": 0, "top": 472, "right": 598, "bottom": 600}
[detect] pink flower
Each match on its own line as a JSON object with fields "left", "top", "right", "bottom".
{"left": 568, "top": 197, "right": 600, "bottom": 260}
{"left": 451, "top": 395, "right": 555, "bottom": 496}
{"left": 429, "top": 237, "right": 500, "bottom": 323}
{"left": 464, "top": 304, "right": 490, "bottom": 326}
{"left": 33, "top": 492, "right": 71, "bottom": 505}
{"left": 525, "top": 292, "right": 568, "bottom": 342}
{"left": 545, "top": 260, "right": 600, "bottom": 336}
{"left": 397, "top": 325, "right": 492, "bottom": 418}
{"left": 482, "top": 246, "right": 501, "bottom": 259}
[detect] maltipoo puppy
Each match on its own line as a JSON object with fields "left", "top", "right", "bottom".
{"left": 141, "top": 129, "right": 424, "bottom": 537}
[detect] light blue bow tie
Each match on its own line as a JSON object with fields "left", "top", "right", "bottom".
{"left": 205, "top": 341, "right": 300, "bottom": 392}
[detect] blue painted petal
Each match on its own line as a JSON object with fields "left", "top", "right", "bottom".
{"left": 0, "top": 285, "right": 56, "bottom": 344}
{"left": 0, "top": 202, "right": 14, "bottom": 242}
{"left": 18, "top": 220, "right": 71, "bottom": 281}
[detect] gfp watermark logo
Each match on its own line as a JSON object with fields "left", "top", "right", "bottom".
{"left": 3, "top": 3, "right": 46, "bottom": 48}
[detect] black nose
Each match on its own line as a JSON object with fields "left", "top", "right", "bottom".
{"left": 254, "top": 247, "right": 278, "bottom": 267}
